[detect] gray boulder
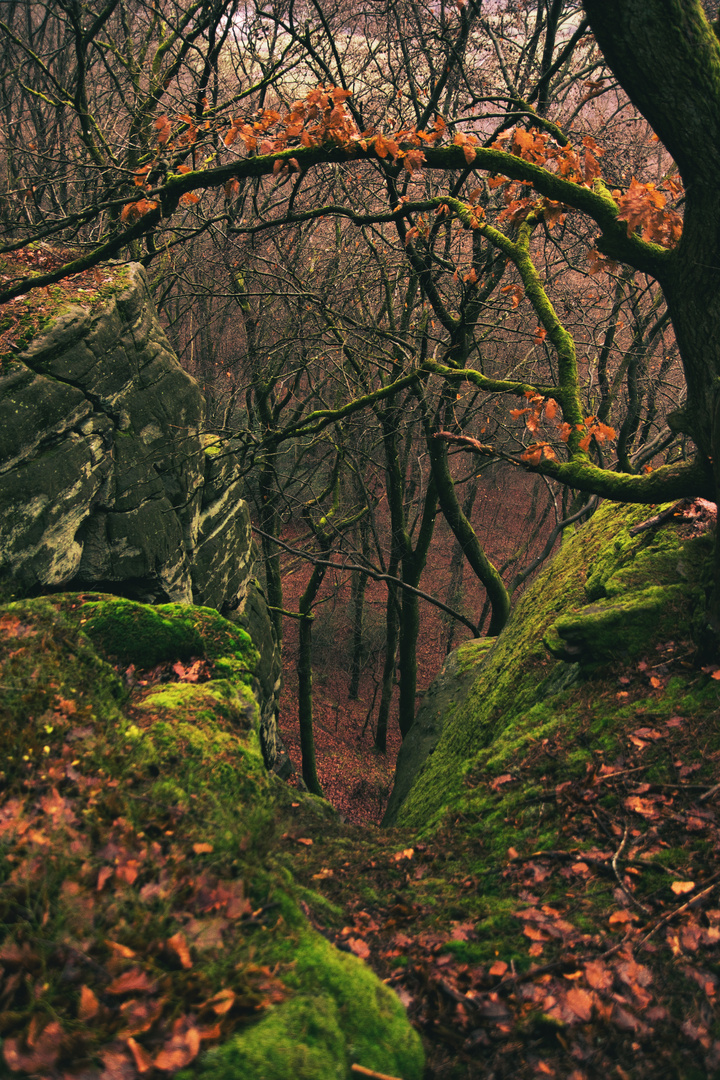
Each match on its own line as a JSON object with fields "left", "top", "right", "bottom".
{"left": 0, "top": 263, "right": 285, "bottom": 772}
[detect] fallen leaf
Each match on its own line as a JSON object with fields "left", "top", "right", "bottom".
{"left": 167, "top": 931, "right": 193, "bottom": 969}
{"left": 184, "top": 916, "right": 227, "bottom": 950}
{"left": 118, "top": 997, "right": 164, "bottom": 1037}
{"left": 392, "top": 848, "right": 414, "bottom": 861}
{"left": 78, "top": 984, "right": 100, "bottom": 1021}
{"left": 489, "top": 960, "right": 508, "bottom": 976}
{"left": 97, "top": 866, "right": 114, "bottom": 891}
{"left": 98, "top": 1045, "right": 136, "bottom": 1080}
{"left": 3, "top": 1020, "right": 63, "bottom": 1072}
{"left": 671, "top": 880, "right": 695, "bottom": 895}
{"left": 126, "top": 1037, "right": 154, "bottom": 1074}
{"left": 565, "top": 985, "right": 595, "bottom": 1021}
{"left": 205, "top": 988, "right": 235, "bottom": 1016}
{"left": 154, "top": 1019, "right": 201, "bottom": 1070}
{"left": 347, "top": 937, "right": 371, "bottom": 959}
{"left": 609, "top": 909, "right": 638, "bottom": 926}
{"left": 106, "top": 968, "right": 157, "bottom": 996}
{"left": 584, "top": 959, "right": 614, "bottom": 992}
{"left": 193, "top": 842, "right": 214, "bottom": 854}
{"left": 105, "top": 940, "right": 136, "bottom": 959}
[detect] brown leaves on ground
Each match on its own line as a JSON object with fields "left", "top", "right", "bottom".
{"left": 286, "top": 641, "right": 720, "bottom": 1079}
{"left": 0, "top": 609, "right": 285, "bottom": 1079}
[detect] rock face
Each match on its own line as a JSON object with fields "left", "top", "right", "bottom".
{"left": 0, "top": 264, "right": 285, "bottom": 772}
{"left": 388, "top": 501, "right": 713, "bottom": 827}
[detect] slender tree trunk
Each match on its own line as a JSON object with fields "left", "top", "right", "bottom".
{"left": 427, "top": 431, "right": 511, "bottom": 635}
{"left": 375, "top": 574, "right": 399, "bottom": 753}
{"left": 259, "top": 460, "right": 283, "bottom": 649}
{"left": 397, "top": 587, "right": 420, "bottom": 738}
{"left": 348, "top": 566, "right": 368, "bottom": 700}
{"left": 444, "top": 475, "right": 479, "bottom": 654}
{"left": 297, "top": 563, "right": 326, "bottom": 796}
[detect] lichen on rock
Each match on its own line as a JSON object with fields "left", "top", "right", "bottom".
{"left": 0, "top": 262, "right": 284, "bottom": 771}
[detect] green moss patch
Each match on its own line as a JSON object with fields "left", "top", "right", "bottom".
{"left": 57, "top": 593, "right": 260, "bottom": 677}
{"left": 188, "top": 933, "right": 423, "bottom": 1080}
{"left": 397, "top": 502, "right": 712, "bottom": 830}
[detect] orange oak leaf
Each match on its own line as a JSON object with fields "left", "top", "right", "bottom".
{"left": 106, "top": 968, "right": 158, "bottom": 996}
{"left": 347, "top": 937, "right": 371, "bottom": 959}
{"left": 126, "top": 1037, "right": 154, "bottom": 1074}
{"left": 167, "top": 931, "right": 193, "bottom": 969}
{"left": 154, "top": 1019, "right": 201, "bottom": 1070}
{"left": 3, "top": 1020, "right": 63, "bottom": 1072}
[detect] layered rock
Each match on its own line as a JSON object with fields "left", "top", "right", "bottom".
{"left": 0, "top": 264, "right": 285, "bottom": 772}
{"left": 387, "top": 501, "right": 713, "bottom": 827}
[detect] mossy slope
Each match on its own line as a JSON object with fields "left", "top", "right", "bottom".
{"left": 0, "top": 593, "right": 422, "bottom": 1079}
{"left": 397, "top": 501, "right": 713, "bottom": 829}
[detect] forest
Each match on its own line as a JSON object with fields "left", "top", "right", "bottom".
{"left": 2, "top": 1, "right": 720, "bottom": 1078}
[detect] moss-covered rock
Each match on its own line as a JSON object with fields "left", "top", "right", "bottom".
{"left": 69, "top": 593, "right": 259, "bottom": 673}
{"left": 0, "top": 265, "right": 287, "bottom": 773}
{"left": 186, "top": 933, "right": 424, "bottom": 1080}
{"left": 393, "top": 501, "right": 713, "bottom": 828}
{"left": 0, "top": 592, "right": 422, "bottom": 1078}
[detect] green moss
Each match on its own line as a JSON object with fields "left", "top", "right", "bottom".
{"left": 63, "top": 594, "right": 259, "bottom": 676}
{"left": 0, "top": 261, "right": 131, "bottom": 365}
{"left": 545, "top": 583, "right": 697, "bottom": 662}
{"left": 0, "top": 597, "right": 126, "bottom": 774}
{"left": 397, "top": 501, "right": 713, "bottom": 830}
{"left": 137, "top": 680, "right": 259, "bottom": 730}
{"left": 77, "top": 598, "right": 205, "bottom": 668}
{"left": 0, "top": 591, "right": 423, "bottom": 1079}
{"left": 186, "top": 933, "right": 424, "bottom": 1080}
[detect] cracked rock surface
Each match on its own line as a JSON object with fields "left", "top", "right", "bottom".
{"left": 0, "top": 263, "right": 285, "bottom": 773}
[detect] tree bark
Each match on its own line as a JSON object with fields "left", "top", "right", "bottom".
{"left": 297, "top": 562, "right": 326, "bottom": 797}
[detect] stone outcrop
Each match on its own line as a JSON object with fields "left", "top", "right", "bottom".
{"left": 387, "top": 501, "right": 713, "bottom": 827}
{"left": 0, "top": 263, "right": 285, "bottom": 773}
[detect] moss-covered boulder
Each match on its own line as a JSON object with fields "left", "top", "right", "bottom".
{"left": 392, "top": 501, "right": 713, "bottom": 828}
{"left": 0, "top": 593, "right": 423, "bottom": 1079}
{"left": 0, "top": 262, "right": 284, "bottom": 772}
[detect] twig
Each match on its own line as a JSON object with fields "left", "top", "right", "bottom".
{"left": 351, "top": 1066, "right": 405, "bottom": 1080}
{"left": 637, "top": 874, "right": 720, "bottom": 948}
{"left": 508, "top": 848, "right": 670, "bottom": 877}
{"left": 498, "top": 931, "right": 635, "bottom": 987}
{"left": 699, "top": 781, "right": 720, "bottom": 802}
{"left": 628, "top": 501, "right": 685, "bottom": 536}
{"left": 253, "top": 526, "right": 480, "bottom": 636}
{"left": 611, "top": 824, "right": 651, "bottom": 916}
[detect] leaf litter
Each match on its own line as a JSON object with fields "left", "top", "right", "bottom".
{"left": 286, "top": 642, "right": 720, "bottom": 1078}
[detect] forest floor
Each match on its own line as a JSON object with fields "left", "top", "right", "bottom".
{"left": 282, "top": 640, "right": 720, "bottom": 1079}
{"left": 274, "top": 511, "right": 720, "bottom": 1078}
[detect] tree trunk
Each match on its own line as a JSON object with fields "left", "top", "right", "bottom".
{"left": 348, "top": 566, "right": 368, "bottom": 700}
{"left": 375, "top": 570, "right": 400, "bottom": 753}
{"left": 297, "top": 563, "right": 326, "bottom": 796}
{"left": 582, "top": 0, "right": 720, "bottom": 633}
{"left": 444, "top": 475, "right": 479, "bottom": 655}
{"left": 427, "top": 432, "right": 510, "bottom": 635}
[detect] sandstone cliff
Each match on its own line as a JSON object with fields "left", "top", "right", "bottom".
{"left": 0, "top": 263, "right": 285, "bottom": 773}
